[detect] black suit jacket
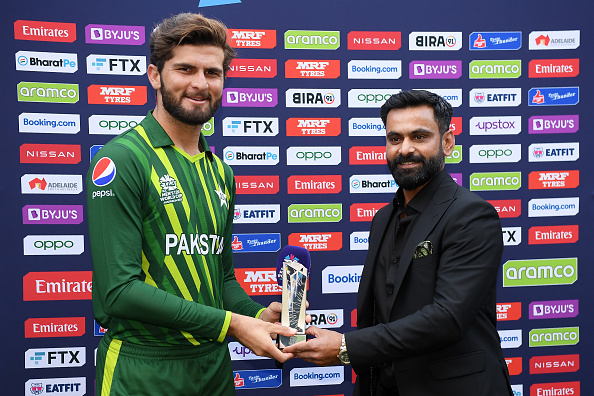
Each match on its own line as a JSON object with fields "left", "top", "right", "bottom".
{"left": 348, "top": 172, "right": 513, "bottom": 396}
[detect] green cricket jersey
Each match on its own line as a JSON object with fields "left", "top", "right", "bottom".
{"left": 87, "top": 111, "right": 264, "bottom": 347}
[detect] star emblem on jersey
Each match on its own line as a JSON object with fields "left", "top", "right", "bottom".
{"left": 159, "top": 174, "right": 183, "bottom": 204}
{"left": 215, "top": 185, "right": 228, "bottom": 208}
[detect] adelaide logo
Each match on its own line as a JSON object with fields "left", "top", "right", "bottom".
{"left": 92, "top": 157, "right": 116, "bottom": 187}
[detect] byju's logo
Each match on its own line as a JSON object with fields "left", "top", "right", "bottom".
{"left": 528, "top": 197, "right": 579, "bottom": 217}
{"left": 350, "top": 174, "right": 397, "bottom": 194}
{"left": 290, "top": 366, "right": 344, "bottom": 387}
{"left": 470, "top": 88, "right": 521, "bottom": 107}
{"left": 233, "top": 204, "right": 280, "bottom": 224}
{"left": 528, "top": 142, "right": 579, "bottom": 162}
{"left": 18, "top": 82, "right": 79, "bottom": 104}
{"left": 224, "top": 146, "right": 279, "bottom": 165}
{"left": 23, "top": 205, "right": 83, "bottom": 225}
{"left": 349, "top": 118, "right": 385, "bottom": 136}
{"left": 86, "top": 54, "right": 146, "bottom": 75}
{"left": 16, "top": 51, "right": 77, "bottom": 73}
{"left": 25, "top": 347, "right": 85, "bottom": 368}
{"left": 286, "top": 147, "right": 341, "bottom": 165}
{"left": 19, "top": 112, "right": 80, "bottom": 134}
{"left": 348, "top": 89, "right": 400, "bottom": 108}
{"left": 409, "top": 60, "right": 461, "bottom": 79}
{"left": 85, "top": 24, "right": 145, "bottom": 45}
{"left": 529, "top": 327, "right": 579, "bottom": 347}
{"left": 223, "top": 88, "right": 277, "bottom": 107}
{"left": 286, "top": 89, "right": 340, "bottom": 108}
{"left": 529, "top": 299, "right": 578, "bottom": 320}
{"left": 469, "top": 144, "right": 521, "bottom": 163}
{"left": 469, "top": 32, "right": 522, "bottom": 50}
{"left": 228, "top": 29, "right": 276, "bottom": 49}
{"left": 529, "top": 115, "right": 578, "bottom": 134}
{"left": 322, "top": 265, "right": 363, "bottom": 293}
{"left": 284, "top": 30, "right": 340, "bottom": 50}
{"left": 469, "top": 60, "right": 521, "bottom": 79}
{"left": 503, "top": 258, "right": 577, "bottom": 287}
{"left": 288, "top": 204, "right": 342, "bottom": 223}
{"left": 470, "top": 116, "right": 521, "bottom": 135}
{"left": 469, "top": 172, "right": 521, "bottom": 191}
{"left": 529, "top": 30, "right": 580, "bottom": 50}
{"left": 529, "top": 87, "right": 579, "bottom": 106}
{"left": 409, "top": 32, "right": 462, "bottom": 50}
{"left": 348, "top": 60, "right": 402, "bottom": 79}
{"left": 350, "top": 231, "right": 369, "bottom": 251}
{"left": 223, "top": 117, "right": 278, "bottom": 136}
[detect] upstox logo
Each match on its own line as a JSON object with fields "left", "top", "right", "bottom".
{"left": 18, "top": 82, "right": 79, "bottom": 103}
{"left": 470, "top": 172, "right": 521, "bottom": 191}
{"left": 284, "top": 30, "right": 340, "bottom": 50}
{"left": 469, "top": 60, "right": 521, "bottom": 79}
{"left": 529, "top": 327, "right": 579, "bottom": 347}
{"left": 16, "top": 51, "right": 78, "bottom": 73}
{"left": 288, "top": 204, "right": 342, "bottom": 223}
{"left": 503, "top": 258, "right": 577, "bottom": 287}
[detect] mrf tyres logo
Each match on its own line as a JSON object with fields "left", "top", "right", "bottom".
{"left": 285, "top": 59, "right": 340, "bottom": 79}
{"left": 88, "top": 85, "right": 147, "bottom": 105}
{"left": 503, "top": 257, "right": 577, "bottom": 287}
{"left": 284, "top": 30, "right": 340, "bottom": 50}
{"left": 529, "top": 327, "right": 579, "bottom": 347}
{"left": 528, "top": 170, "right": 579, "bottom": 189}
{"left": 236, "top": 268, "right": 280, "bottom": 296}
{"left": 288, "top": 204, "right": 342, "bottom": 223}
{"left": 288, "top": 232, "right": 343, "bottom": 251}
{"left": 470, "top": 171, "right": 521, "bottom": 191}
{"left": 228, "top": 29, "right": 276, "bottom": 49}
{"left": 286, "top": 89, "right": 340, "bottom": 108}
{"left": 322, "top": 265, "right": 363, "bottom": 294}
{"left": 286, "top": 118, "right": 341, "bottom": 136}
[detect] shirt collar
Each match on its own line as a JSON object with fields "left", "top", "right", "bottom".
{"left": 140, "top": 110, "right": 213, "bottom": 158}
{"left": 393, "top": 168, "right": 449, "bottom": 213}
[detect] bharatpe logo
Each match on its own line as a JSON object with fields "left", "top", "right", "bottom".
{"left": 529, "top": 115, "right": 578, "bottom": 134}
{"left": 286, "top": 88, "right": 341, "bottom": 108}
{"left": 233, "top": 204, "right": 280, "bottom": 224}
{"left": 529, "top": 327, "right": 579, "bottom": 347}
{"left": 25, "top": 377, "right": 86, "bottom": 395}
{"left": 529, "top": 30, "right": 580, "bottom": 50}
{"left": 470, "top": 172, "right": 521, "bottom": 191}
{"left": 350, "top": 231, "right": 369, "bottom": 250}
{"left": 233, "top": 369, "right": 282, "bottom": 389}
{"left": 470, "top": 116, "right": 521, "bottom": 135}
{"left": 350, "top": 174, "right": 397, "bottom": 193}
{"left": 290, "top": 366, "right": 344, "bottom": 387}
{"left": 469, "top": 144, "right": 521, "bottom": 163}
{"left": 86, "top": 54, "right": 146, "bottom": 75}
{"left": 21, "top": 174, "right": 83, "bottom": 195}
{"left": 502, "top": 227, "right": 522, "bottom": 246}
{"left": 16, "top": 50, "right": 77, "bottom": 73}
{"left": 223, "top": 88, "right": 277, "bottom": 107}
{"left": 445, "top": 145, "right": 462, "bottom": 164}
{"left": 284, "top": 30, "right": 340, "bottom": 50}
{"left": 503, "top": 257, "right": 577, "bottom": 287}
{"left": 23, "top": 205, "right": 83, "bottom": 225}
{"left": 224, "top": 146, "right": 279, "bottom": 165}
{"left": 85, "top": 24, "right": 145, "bottom": 45}
{"left": 322, "top": 265, "right": 363, "bottom": 293}
{"left": 288, "top": 204, "right": 342, "bottom": 223}
{"left": 498, "top": 329, "right": 522, "bottom": 348}
{"left": 469, "top": 88, "right": 521, "bottom": 107}
{"left": 417, "top": 88, "right": 462, "bottom": 107}
{"left": 228, "top": 342, "right": 269, "bottom": 361}
{"left": 228, "top": 29, "right": 276, "bottom": 49}
{"left": 348, "top": 89, "right": 400, "bottom": 108}
{"left": 23, "top": 235, "right": 84, "bottom": 256}
{"left": 528, "top": 197, "right": 579, "bottom": 217}
{"left": 349, "top": 118, "right": 385, "bottom": 136}
{"left": 409, "top": 60, "right": 461, "bottom": 79}
{"left": 348, "top": 60, "right": 402, "bottom": 79}
{"left": 18, "top": 82, "right": 79, "bottom": 104}
{"left": 88, "top": 115, "right": 143, "bottom": 135}
{"left": 231, "top": 233, "right": 280, "bottom": 253}
{"left": 529, "top": 87, "right": 579, "bottom": 106}
{"left": 306, "top": 309, "right": 344, "bottom": 329}
{"left": 469, "top": 60, "right": 521, "bottom": 79}
{"left": 223, "top": 117, "right": 279, "bottom": 136}
{"left": 409, "top": 31, "right": 462, "bottom": 50}
{"left": 287, "top": 146, "right": 341, "bottom": 166}
{"left": 25, "top": 347, "right": 86, "bottom": 369}
{"left": 19, "top": 112, "right": 80, "bottom": 134}
{"left": 528, "top": 142, "right": 579, "bottom": 162}
{"left": 470, "top": 32, "right": 522, "bottom": 50}
{"left": 529, "top": 300, "right": 578, "bottom": 320}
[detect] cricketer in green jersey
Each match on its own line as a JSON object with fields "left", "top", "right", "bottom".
{"left": 87, "top": 13, "right": 295, "bottom": 396}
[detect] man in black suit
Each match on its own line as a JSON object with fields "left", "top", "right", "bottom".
{"left": 284, "top": 90, "right": 513, "bottom": 395}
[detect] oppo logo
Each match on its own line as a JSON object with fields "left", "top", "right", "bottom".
{"left": 287, "top": 147, "right": 341, "bottom": 165}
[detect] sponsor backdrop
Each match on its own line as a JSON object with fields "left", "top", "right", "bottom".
{"left": 2, "top": 1, "right": 591, "bottom": 395}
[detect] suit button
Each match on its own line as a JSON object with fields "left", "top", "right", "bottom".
{"left": 392, "top": 258, "right": 399, "bottom": 264}
{"left": 387, "top": 286, "right": 394, "bottom": 295}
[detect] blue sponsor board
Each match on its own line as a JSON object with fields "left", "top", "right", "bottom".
{"left": 469, "top": 32, "right": 522, "bottom": 50}
{"left": 231, "top": 233, "right": 281, "bottom": 253}
{"left": 94, "top": 321, "right": 108, "bottom": 336}
{"left": 529, "top": 87, "right": 579, "bottom": 106}
{"left": 90, "top": 144, "right": 103, "bottom": 160}
{"left": 233, "top": 369, "right": 282, "bottom": 389}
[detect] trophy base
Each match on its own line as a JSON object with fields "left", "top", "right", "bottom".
{"left": 277, "top": 333, "right": 306, "bottom": 349}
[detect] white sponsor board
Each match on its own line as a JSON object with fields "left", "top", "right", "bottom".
{"left": 350, "top": 231, "right": 370, "bottom": 250}
{"left": 528, "top": 197, "right": 579, "bottom": 217}
{"left": 348, "top": 60, "right": 402, "bottom": 79}
{"left": 25, "top": 377, "right": 86, "bottom": 396}
{"left": 290, "top": 366, "right": 344, "bottom": 387}
{"left": 25, "top": 347, "right": 86, "bottom": 369}
{"left": 19, "top": 112, "right": 80, "bottom": 134}
{"left": 415, "top": 88, "right": 462, "bottom": 107}
{"left": 24, "top": 235, "right": 85, "bottom": 256}
{"left": 499, "top": 329, "right": 522, "bottom": 348}
{"left": 469, "top": 144, "right": 522, "bottom": 163}
{"left": 470, "top": 88, "right": 522, "bottom": 107}
{"left": 287, "top": 146, "right": 341, "bottom": 165}
{"left": 528, "top": 142, "right": 579, "bottom": 162}
{"left": 89, "top": 115, "right": 144, "bottom": 135}
{"left": 502, "top": 227, "right": 522, "bottom": 246}
{"left": 224, "top": 146, "right": 279, "bottom": 166}
{"left": 21, "top": 174, "right": 83, "bottom": 195}
{"left": 222, "top": 117, "right": 279, "bottom": 136}
{"left": 409, "top": 32, "right": 463, "bottom": 50}
{"left": 286, "top": 89, "right": 341, "bottom": 108}
{"left": 348, "top": 89, "right": 401, "bottom": 108}
{"left": 16, "top": 50, "right": 78, "bottom": 73}
{"left": 511, "top": 384, "right": 524, "bottom": 396}
{"left": 350, "top": 174, "right": 397, "bottom": 194}
{"left": 349, "top": 118, "right": 385, "bottom": 136}
{"left": 86, "top": 54, "right": 146, "bottom": 75}
{"left": 529, "top": 30, "right": 580, "bottom": 50}
{"left": 305, "top": 309, "right": 344, "bottom": 329}
{"left": 470, "top": 116, "right": 522, "bottom": 135}
{"left": 322, "top": 265, "right": 363, "bottom": 294}
{"left": 233, "top": 204, "right": 281, "bottom": 224}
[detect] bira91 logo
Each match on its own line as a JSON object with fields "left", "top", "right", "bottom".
{"left": 285, "top": 60, "right": 340, "bottom": 79}
{"left": 26, "top": 377, "right": 86, "bottom": 396}
{"left": 88, "top": 85, "right": 147, "bottom": 105}
{"left": 287, "top": 175, "right": 342, "bottom": 194}
{"left": 529, "top": 59, "right": 579, "bottom": 78}
{"left": 347, "top": 31, "right": 401, "bottom": 50}
{"left": 23, "top": 271, "right": 92, "bottom": 301}
{"left": 350, "top": 203, "right": 389, "bottom": 222}
{"left": 529, "top": 225, "right": 578, "bottom": 245}
{"left": 286, "top": 118, "right": 341, "bottom": 136}
{"left": 349, "top": 146, "right": 386, "bottom": 165}
{"left": 528, "top": 170, "right": 579, "bottom": 189}
{"left": 530, "top": 354, "right": 579, "bottom": 374}
{"left": 235, "top": 175, "right": 279, "bottom": 194}
{"left": 496, "top": 302, "right": 522, "bottom": 321}
{"left": 488, "top": 200, "right": 521, "bottom": 218}
{"left": 530, "top": 382, "right": 580, "bottom": 396}
{"left": 227, "top": 59, "right": 277, "bottom": 78}
{"left": 228, "top": 29, "right": 276, "bottom": 48}
{"left": 288, "top": 232, "right": 343, "bottom": 251}
{"left": 25, "top": 317, "right": 85, "bottom": 338}
{"left": 505, "top": 357, "right": 522, "bottom": 375}
{"left": 306, "top": 309, "right": 344, "bottom": 329}
{"left": 409, "top": 32, "right": 462, "bottom": 50}
{"left": 223, "top": 88, "right": 277, "bottom": 107}
{"left": 20, "top": 144, "right": 81, "bottom": 164}
{"left": 286, "top": 89, "right": 341, "bottom": 108}
{"left": 14, "top": 20, "right": 76, "bottom": 42}
{"left": 236, "top": 268, "right": 281, "bottom": 295}
{"left": 85, "top": 24, "right": 145, "bottom": 45}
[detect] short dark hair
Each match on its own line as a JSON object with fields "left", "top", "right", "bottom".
{"left": 380, "top": 90, "right": 453, "bottom": 135}
{"left": 149, "top": 13, "right": 236, "bottom": 75}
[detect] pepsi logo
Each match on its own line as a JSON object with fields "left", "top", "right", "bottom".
{"left": 92, "top": 157, "right": 117, "bottom": 187}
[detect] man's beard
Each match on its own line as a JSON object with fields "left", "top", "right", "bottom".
{"left": 160, "top": 77, "right": 221, "bottom": 126}
{"left": 387, "top": 145, "right": 444, "bottom": 190}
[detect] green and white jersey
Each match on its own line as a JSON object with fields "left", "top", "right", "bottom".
{"left": 87, "top": 111, "right": 263, "bottom": 347}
